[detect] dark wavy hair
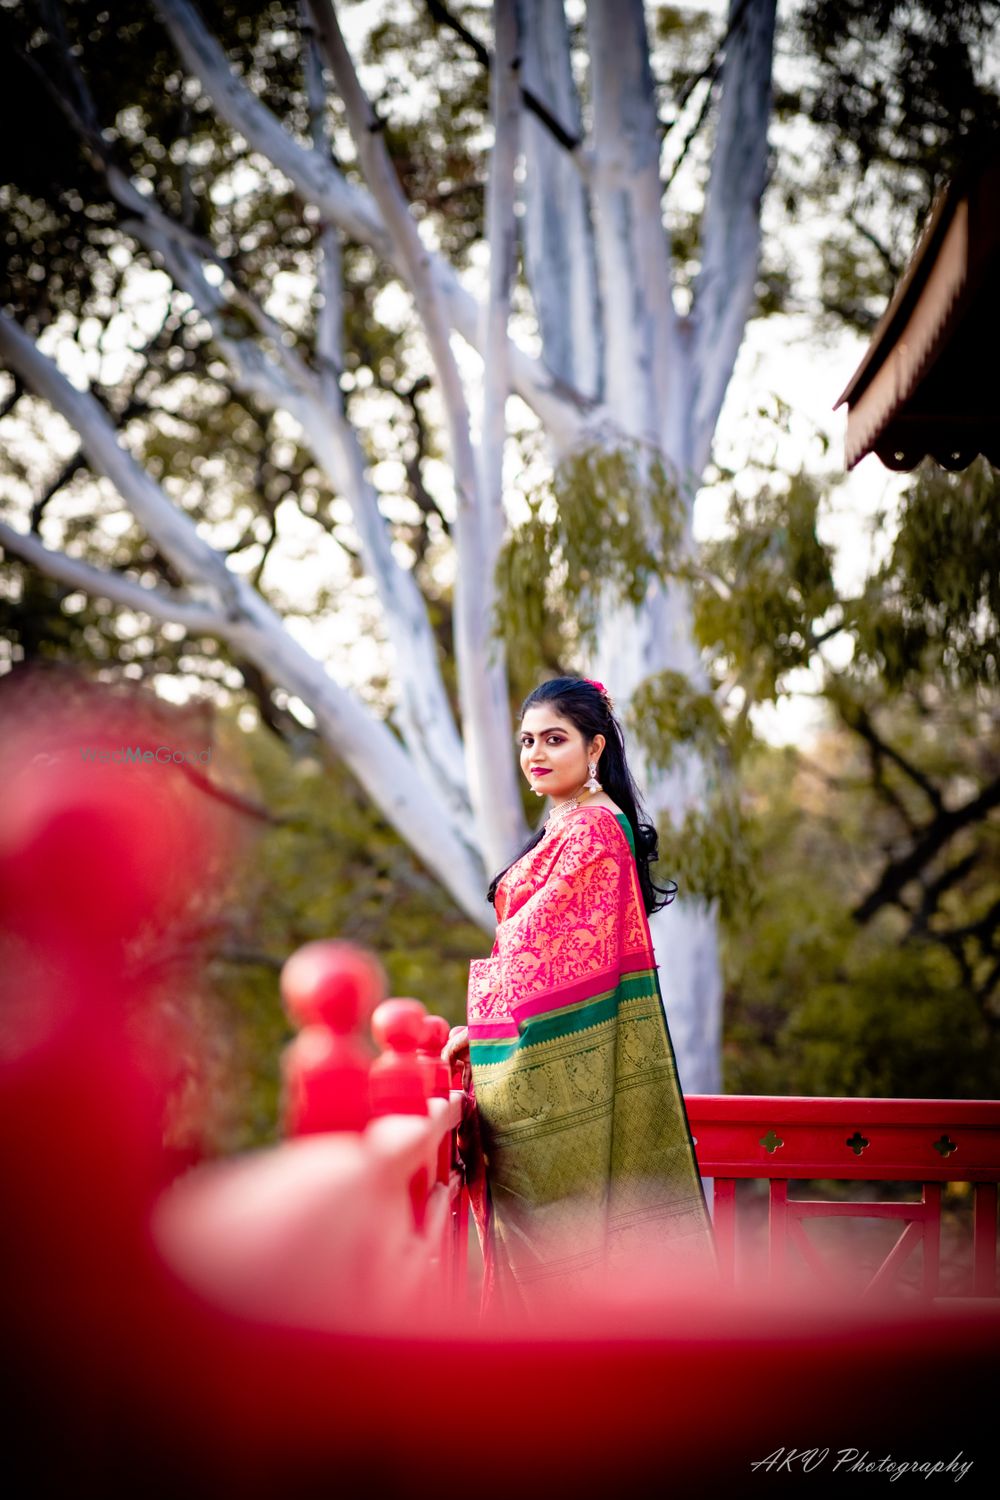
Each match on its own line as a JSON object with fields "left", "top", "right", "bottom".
{"left": 486, "top": 677, "right": 677, "bottom": 918}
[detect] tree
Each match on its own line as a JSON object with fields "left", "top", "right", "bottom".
{"left": 697, "top": 451, "right": 1000, "bottom": 1091}
{"left": 722, "top": 724, "right": 1000, "bottom": 1103}
{"left": 1, "top": 0, "right": 997, "bottom": 1094}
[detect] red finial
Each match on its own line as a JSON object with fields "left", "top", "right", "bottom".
{"left": 369, "top": 999, "right": 429, "bottom": 1117}
{"left": 280, "top": 941, "right": 385, "bottom": 1135}
{"left": 417, "top": 1014, "right": 452, "bottom": 1101}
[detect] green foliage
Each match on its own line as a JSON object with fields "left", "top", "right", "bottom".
{"left": 690, "top": 446, "right": 1000, "bottom": 1025}
{"left": 694, "top": 468, "right": 838, "bottom": 702}
{"left": 722, "top": 738, "right": 1000, "bottom": 1099}
{"left": 659, "top": 793, "right": 756, "bottom": 923}
{"left": 627, "top": 668, "right": 728, "bottom": 777}
{"left": 781, "top": 0, "right": 1000, "bottom": 332}
{"left": 625, "top": 669, "right": 754, "bottom": 918}
{"left": 493, "top": 444, "right": 683, "bottom": 680}
{"left": 850, "top": 459, "right": 1000, "bottom": 690}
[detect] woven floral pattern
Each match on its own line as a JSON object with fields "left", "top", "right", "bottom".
{"left": 469, "top": 807, "right": 649, "bottom": 1034}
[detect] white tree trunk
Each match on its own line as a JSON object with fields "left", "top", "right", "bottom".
{"left": 690, "top": 0, "right": 777, "bottom": 475}
{"left": 586, "top": 0, "right": 678, "bottom": 443}
{"left": 580, "top": 0, "right": 774, "bottom": 1095}
{"left": 467, "top": 0, "right": 527, "bottom": 873}
{"left": 520, "top": 0, "right": 602, "bottom": 398}
{"left": 307, "top": 0, "right": 526, "bottom": 876}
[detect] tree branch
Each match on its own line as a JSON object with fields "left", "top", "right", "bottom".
{"left": 295, "top": 0, "right": 470, "bottom": 815}
{"left": 307, "top": 0, "right": 479, "bottom": 510}
{"left": 0, "top": 313, "right": 492, "bottom": 926}
{"left": 689, "top": 0, "right": 777, "bottom": 476}
{"left": 520, "top": 0, "right": 601, "bottom": 396}
{"left": 0, "top": 520, "right": 229, "bottom": 635}
{"left": 847, "top": 211, "right": 903, "bottom": 283}
{"left": 457, "top": 0, "right": 531, "bottom": 870}
{"left": 845, "top": 702, "right": 944, "bottom": 815}
{"left": 152, "top": 0, "right": 591, "bottom": 447}
{"left": 907, "top": 850, "right": 978, "bottom": 937}
{"left": 0, "top": 312, "right": 240, "bottom": 611}
{"left": 424, "top": 0, "right": 585, "bottom": 158}
{"left": 308, "top": 0, "right": 526, "bottom": 868}
{"left": 853, "top": 776, "right": 1000, "bottom": 925}
{"left": 587, "top": 0, "right": 680, "bottom": 448}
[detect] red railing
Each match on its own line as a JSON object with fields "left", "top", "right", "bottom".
{"left": 270, "top": 943, "right": 1000, "bottom": 1307}
{"left": 266, "top": 948, "right": 1000, "bottom": 1308}
{"left": 5, "top": 698, "right": 998, "bottom": 1489}
{"left": 152, "top": 941, "right": 472, "bottom": 1325}
{"left": 687, "top": 1094, "right": 1000, "bottom": 1299}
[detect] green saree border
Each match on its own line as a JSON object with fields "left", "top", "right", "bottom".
{"left": 470, "top": 967, "right": 659, "bottom": 1064}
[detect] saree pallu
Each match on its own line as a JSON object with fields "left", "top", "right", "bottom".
{"left": 466, "top": 805, "right": 717, "bottom": 1314}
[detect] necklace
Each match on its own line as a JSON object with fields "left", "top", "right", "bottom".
{"left": 544, "top": 786, "right": 595, "bottom": 833}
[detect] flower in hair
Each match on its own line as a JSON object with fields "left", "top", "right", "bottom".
{"left": 584, "top": 678, "right": 614, "bottom": 709}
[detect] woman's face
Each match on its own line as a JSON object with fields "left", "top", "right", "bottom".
{"left": 518, "top": 704, "right": 604, "bottom": 801}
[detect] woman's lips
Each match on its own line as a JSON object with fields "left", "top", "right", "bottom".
{"left": 531, "top": 768, "right": 551, "bottom": 777}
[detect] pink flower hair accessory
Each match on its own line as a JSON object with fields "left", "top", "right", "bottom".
{"left": 584, "top": 678, "right": 614, "bottom": 710}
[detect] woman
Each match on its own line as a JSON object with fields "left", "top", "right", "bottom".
{"left": 447, "top": 676, "right": 717, "bottom": 1314}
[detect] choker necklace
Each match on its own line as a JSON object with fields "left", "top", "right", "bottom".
{"left": 545, "top": 788, "right": 593, "bottom": 828}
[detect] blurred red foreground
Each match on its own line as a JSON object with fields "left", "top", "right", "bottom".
{"left": 1, "top": 675, "right": 995, "bottom": 1497}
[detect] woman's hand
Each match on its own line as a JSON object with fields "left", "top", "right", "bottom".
{"left": 443, "top": 1025, "right": 471, "bottom": 1091}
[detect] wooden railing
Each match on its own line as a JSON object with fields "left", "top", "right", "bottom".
{"left": 4, "top": 708, "right": 998, "bottom": 1490}
{"left": 253, "top": 942, "right": 1000, "bottom": 1309}
{"left": 159, "top": 939, "right": 473, "bottom": 1324}
{"left": 687, "top": 1095, "right": 1000, "bottom": 1299}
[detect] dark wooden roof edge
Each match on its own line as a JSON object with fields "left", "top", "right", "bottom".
{"left": 835, "top": 153, "right": 1000, "bottom": 417}
{"left": 834, "top": 177, "right": 957, "bottom": 413}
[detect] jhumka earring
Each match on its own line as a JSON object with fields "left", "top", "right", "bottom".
{"left": 584, "top": 760, "right": 602, "bottom": 793}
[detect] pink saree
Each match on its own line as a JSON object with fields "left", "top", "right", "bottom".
{"left": 464, "top": 805, "right": 717, "bottom": 1313}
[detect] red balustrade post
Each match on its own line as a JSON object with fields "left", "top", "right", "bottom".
{"left": 280, "top": 941, "right": 385, "bottom": 1135}
{"left": 921, "top": 1183, "right": 942, "bottom": 1297}
{"left": 973, "top": 1183, "right": 998, "bottom": 1295}
{"left": 712, "top": 1178, "right": 737, "bottom": 1285}
{"left": 369, "top": 999, "right": 430, "bottom": 1118}
{"left": 370, "top": 999, "right": 430, "bottom": 1230}
{"left": 769, "top": 1179, "right": 790, "bottom": 1284}
{"left": 418, "top": 1014, "right": 452, "bottom": 1188}
{"left": 418, "top": 1014, "right": 452, "bottom": 1102}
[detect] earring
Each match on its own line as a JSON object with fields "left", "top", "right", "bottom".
{"left": 584, "top": 760, "right": 602, "bottom": 793}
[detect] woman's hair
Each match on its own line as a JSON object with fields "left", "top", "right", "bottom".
{"left": 486, "top": 676, "right": 678, "bottom": 918}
